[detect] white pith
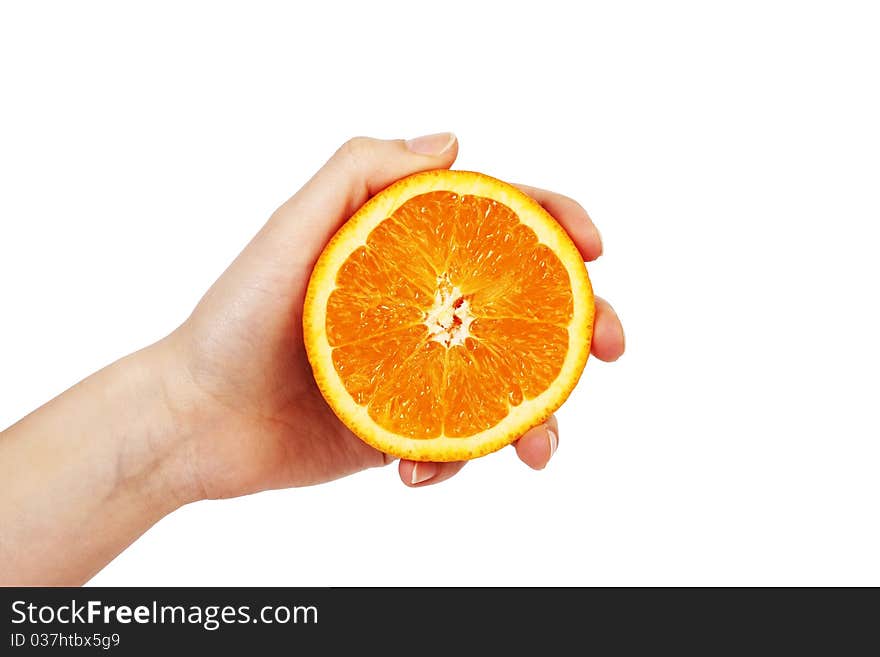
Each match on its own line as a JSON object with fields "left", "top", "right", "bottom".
{"left": 424, "top": 274, "right": 474, "bottom": 347}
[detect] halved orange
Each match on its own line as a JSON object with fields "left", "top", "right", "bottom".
{"left": 303, "top": 170, "right": 594, "bottom": 461}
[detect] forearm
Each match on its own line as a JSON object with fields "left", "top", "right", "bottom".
{"left": 0, "top": 340, "right": 195, "bottom": 585}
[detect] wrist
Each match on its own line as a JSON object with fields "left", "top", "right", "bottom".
{"left": 116, "top": 337, "right": 208, "bottom": 511}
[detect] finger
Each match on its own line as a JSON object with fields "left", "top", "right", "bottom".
{"left": 513, "top": 184, "right": 603, "bottom": 261}
{"left": 271, "top": 133, "right": 458, "bottom": 257}
{"left": 592, "top": 296, "right": 625, "bottom": 361}
{"left": 514, "top": 415, "right": 559, "bottom": 470}
{"left": 399, "top": 459, "right": 467, "bottom": 487}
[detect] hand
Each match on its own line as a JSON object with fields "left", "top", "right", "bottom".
{"left": 0, "top": 133, "right": 625, "bottom": 584}
{"left": 162, "top": 133, "right": 626, "bottom": 500}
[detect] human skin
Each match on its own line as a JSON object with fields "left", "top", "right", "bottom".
{"left": 0, "top": 134, "right": 625, "bottom": 585}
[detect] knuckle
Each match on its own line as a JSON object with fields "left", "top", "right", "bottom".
{"left": 337, "top": 136, "right": 374, "bottom": 163}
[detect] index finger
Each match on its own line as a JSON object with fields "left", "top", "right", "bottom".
{"left": 514, "top": 184, "right": 603, "bottom": 262}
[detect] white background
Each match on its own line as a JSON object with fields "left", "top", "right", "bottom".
{"left": 1, "top": 1, "right": 878, "bottom": 586}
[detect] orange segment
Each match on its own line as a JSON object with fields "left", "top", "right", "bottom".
{"left": 443, "top": 339, "right": 514, "bottom": 437}
{"left": 327, "top": 246, "right": 431, "bottom": 346}
{"left": 368, "top": 339, "right": 446, "bottom": 439}
{"left": 469, "top": 318, "right": 570, "bottom": 399}
{"left": 368, "top": 191, "right": 458, "bottom": 275}
{"left": 331, "top": 325, "right": 427, "bottom": 405}
{"left": 446, "top": 194, "right": 527, "bottom": 288}
{"left": 468, "top": 243, "right": 574, "bottom": 324}
{"left": 304, "top": 170, "right": 594, "bottom": 461}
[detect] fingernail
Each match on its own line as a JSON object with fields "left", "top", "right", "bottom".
{"left": 547, "top": 428, "right": 558, "bottom": 458}
{"left": 411, "top": 462, "right": 437, "bottom": 485}
{"left": 596, "top": 226, "right": 604, "bottom": 256}
{"left": 405, "top": 132, "right": 456, "bottom": 156}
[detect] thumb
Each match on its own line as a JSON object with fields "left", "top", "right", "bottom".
{"left": 270, "top": 133, "right": 458, "bottom": 256}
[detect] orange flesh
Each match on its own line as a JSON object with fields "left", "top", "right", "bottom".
{"left": 327, "top": 191, "right": 573, "bottom": 438}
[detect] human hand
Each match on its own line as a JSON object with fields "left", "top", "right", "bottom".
{"left": 0, "top": 134, "right": 624, "bottom": 584}
{"left": 160, "top": 134, "right": 626, "bottom": 501}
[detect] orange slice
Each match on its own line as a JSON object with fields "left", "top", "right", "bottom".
{"left": 303, "top": 170, "right": 594, "bottom": 461}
